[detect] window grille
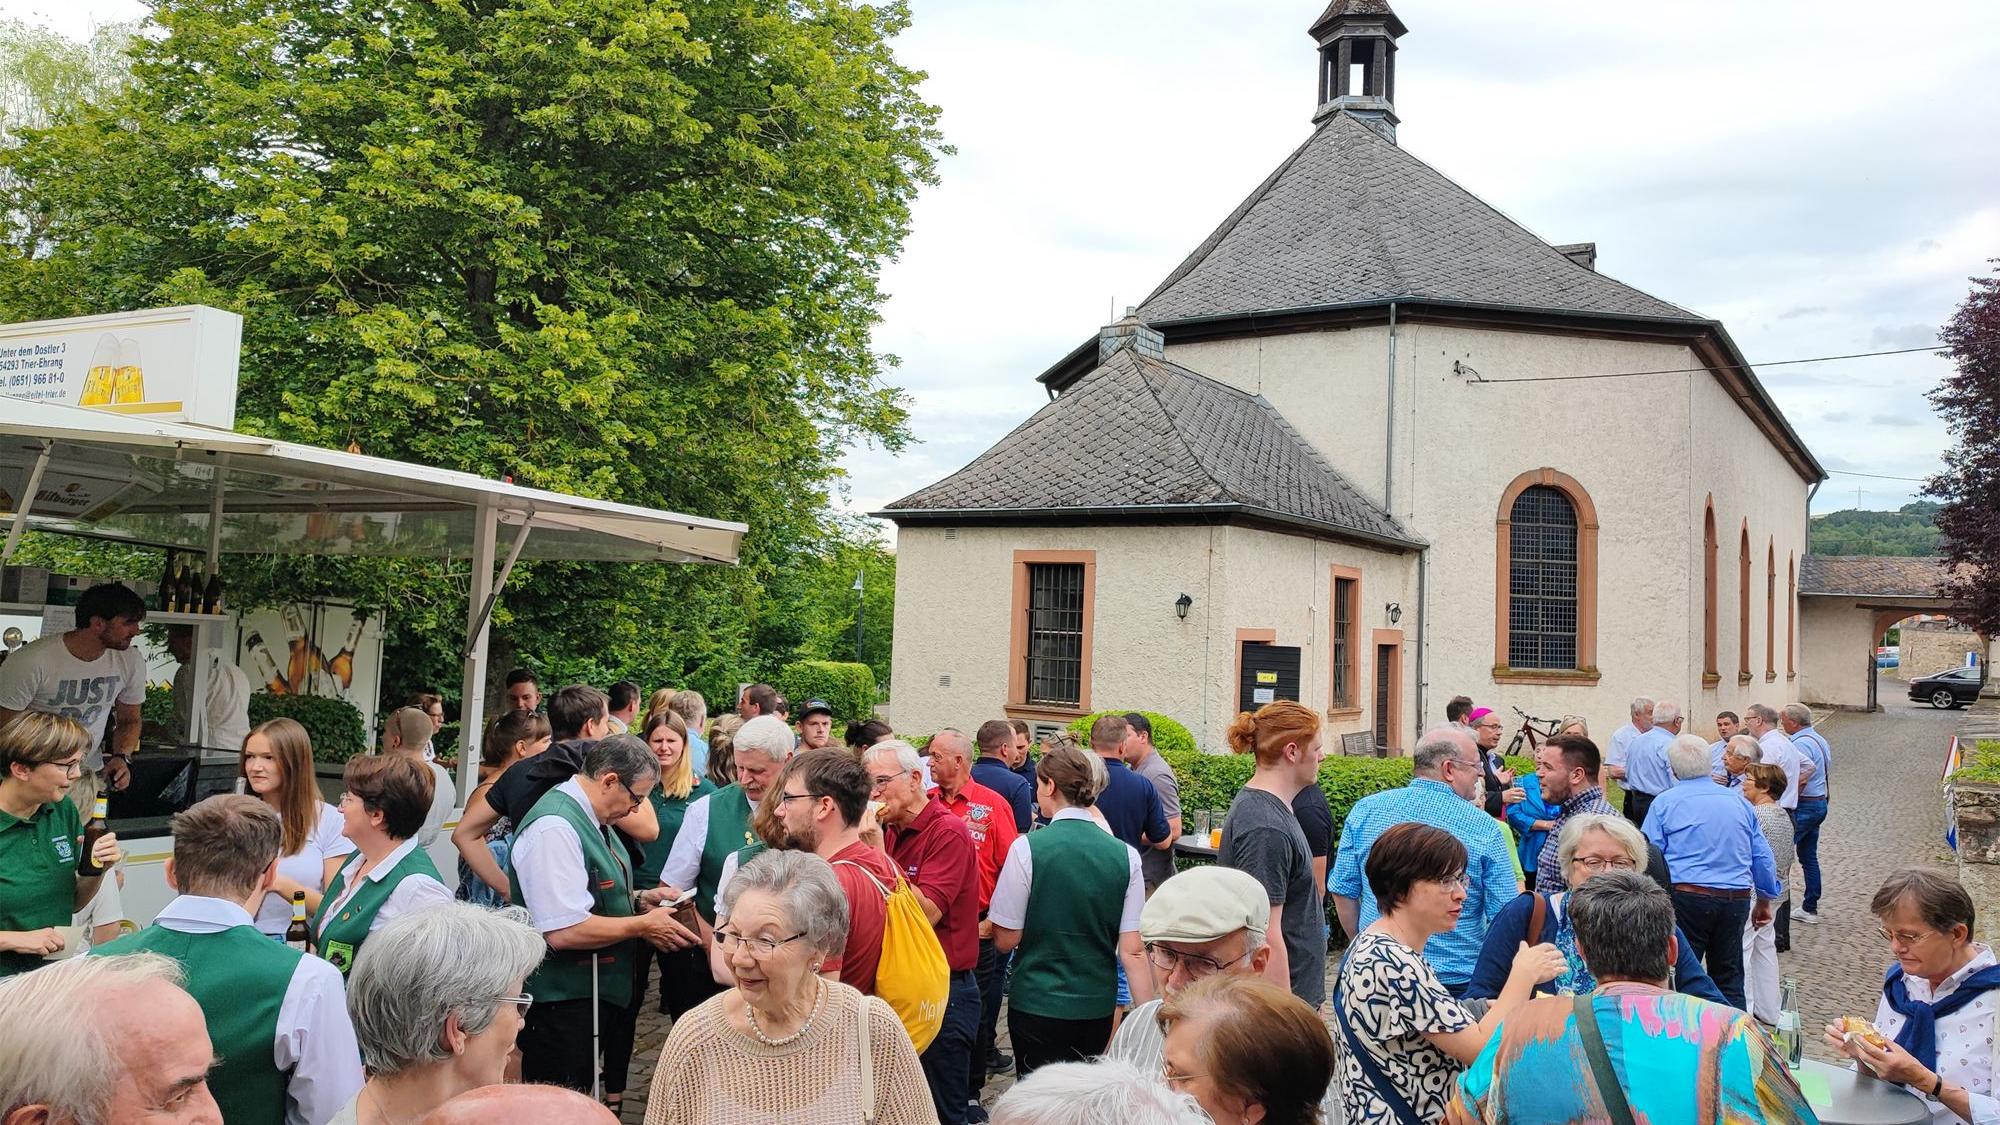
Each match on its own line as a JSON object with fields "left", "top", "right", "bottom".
{"left": 1025, "top": 563, "right": 1085, "bottom": 705}
{"left": 1332, "top": 577, "right": 1356, "bottom": 706}
{"left": 1507, "top": 485, "right": 1578, "bottom": 669}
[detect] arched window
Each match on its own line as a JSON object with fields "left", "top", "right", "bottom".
{"left": 1494, "top": 469, "right": 1599, "bottom": 682}
{"left": 1702, "top": 498, "right": 1718, "bottom": 684}
{"left": 1738, "top": 521, "right": 1751, "bottom": 684}
{"left": 1787, "top": 552, "right": 1796, "bottom": 679}
{"left": 1765, "top": 538, "right": 1776, "bottom": 681}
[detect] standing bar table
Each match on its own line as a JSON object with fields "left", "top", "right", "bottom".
{"left": 1792, "top": 1058, "right": 1930, "bottom": 1125}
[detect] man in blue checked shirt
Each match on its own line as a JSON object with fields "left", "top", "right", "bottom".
{"left": 1331, "top": 725, "right": 1520, "bottom": 994}
{"left": 1779, "top": 703, "right": 1830, "bottom": 923}
{"left": 1641, "top": 733, "right": 1783, "bottom": 1011}
{"left": 1619, "top": 700, "right": 1683, "bottom": 827}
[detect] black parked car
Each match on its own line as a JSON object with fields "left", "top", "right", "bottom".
{"left": 1908, "top": 666, "right": 1987, "bottom": 709}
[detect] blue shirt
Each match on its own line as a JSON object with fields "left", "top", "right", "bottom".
{"left": 1330, "top": 778, "right": 1520, "bottom": 983}
{"left": 1093, "top": 757, "right": 1167, "bottom": 851}
{"left": 1790, "top": 726, "right": 1830, "bottom": 799}
{"left": 687, "top": 730, "right": 710, "bottom": 780}
{"left": 1640, "top": 777, "right": 1782, "bottom": 897}
{"left": 1621, "top": 726, "right": 1677, "bottom": 797}
{"left": 970, "top": 756, "right": 1035, "bottom": 833}
{"left": 1707, "top": 740, "right": 1739, "bottom": 787}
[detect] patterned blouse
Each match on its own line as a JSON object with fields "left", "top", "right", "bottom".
{"left": 1338, "top": 930, "right": 1476, "bottom": 1125}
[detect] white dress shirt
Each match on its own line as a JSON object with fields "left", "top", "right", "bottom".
{"left": 319, "top": 837, "right": 452, "bottom": 934}
{"left": 172, "top": 652, "right": 252, "bottom": 752}
{"left": 1757, "top": 729, "right": 1805, "bottom": 810}
{"left": 151, "top": 895, "right": 364, "bottom": 1125}
{"left": 511, "top": 778, "right": 607, "bottom": 934}
{"left": 987, "top": 807, "right": 1144, "bottom": 934}
{"left": 657, "top": 790, "right": 713, "bottom": 891}
{"left": 257, "top": 803, "right": 355, "bottom": 937}
{"left": 1871, "top": 943, "right": 2000, "bottom": 1125}
{"left": 1607, "top": 722, "right": 1640, "bottom": 768}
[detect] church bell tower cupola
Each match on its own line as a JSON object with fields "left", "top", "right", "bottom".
{"left": 1310, "top": 0, "right": 1407, "bottom": 141}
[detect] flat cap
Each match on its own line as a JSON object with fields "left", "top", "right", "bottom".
{"left": 1139, "top": 866, "right": 1271, "bottom": 944}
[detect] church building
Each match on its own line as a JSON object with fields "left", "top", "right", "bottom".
{"left": 879, "top": 0, "right": 1824, "bottom": 752}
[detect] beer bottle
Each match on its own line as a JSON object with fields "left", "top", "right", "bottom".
{"left": 77, "top": 795, "right": 109, "bottom": 875}
{"left": 285, "top": 892, "right": 311, "bottom": 953}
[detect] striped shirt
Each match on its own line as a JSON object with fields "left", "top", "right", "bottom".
{"left": 1533, "top": 785, "right": 1617, "bottom": 891}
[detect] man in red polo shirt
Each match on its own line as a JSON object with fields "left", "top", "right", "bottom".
{"left": 867, "top": 738, "right": 980, "bottom": 1125}
{"left": 768, "top": 748, "right": 898, "bottom": 992}
{"left": 925, "top": 729, "right": 1019, "bottom": 1105}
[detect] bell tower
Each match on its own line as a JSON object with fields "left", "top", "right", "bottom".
{"left": 1310, "top": 0, "right": 1407, "bottom": 141}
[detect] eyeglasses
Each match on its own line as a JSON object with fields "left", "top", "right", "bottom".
{"left": 1573, "top": 856, "right": 1638, "bottom": 873}
{"left": 1880, "top": 927, "right": 1939, "bottom": 949}
{"left": 46, "top": 757, "right": 84, "bottom": 777}
{"left": 715, "top": 930, "right": 808, "bottom": 957}
{"left": 1161, "top": 1060, "right": 1210, "bottom": 1087}
{"left": 1145, "top": 942, "right": 1251, "bottom": 979}
{"left": 868, "top": 774, "right": 900, "bottom": 793}
{"left": 488, "top": 992, "right": 534, "bottom": 1015}
{"left": 1430, "top": 873, "right": 1471, "bottom": 892}
{"left": 775, "top": 792, "right": 824, "bottom": 805}
{"left": 619, "top": 780, "right": 644, "bottom": 816}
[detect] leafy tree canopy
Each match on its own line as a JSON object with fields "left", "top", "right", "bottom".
{"left": 1807, "top": 501, "right": 1941, "bottom": 557}
{"left": 0, "top": 0, "right": 937, "bottom": 713}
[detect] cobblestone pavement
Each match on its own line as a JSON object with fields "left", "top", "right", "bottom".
{"left": 1793, "top": 701, "right": 1960, "bottom": 1061}
{"left": 617, "top": 701, "right": 1962, "bottom": 1118}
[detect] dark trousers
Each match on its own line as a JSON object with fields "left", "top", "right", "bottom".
{"left": 1776, "top": 896, "right": 1792, "bottom": 953}
{"left": 640, "top": 942, "right": 724, "bottom": 1018}
{"left": 520, "top": 995, "right": 634, "bottom": 1095}
{"left": 970, "top": 939, "right": 1009, "bottom": 1092}
{"left": 1670, "top": 889, "right": 1753, "bottom": 1010}
{"left": 1623, "top": 789, "right": 1655, "bottom": 828}
{"left": 1007, "top": 1008, "right": 1113, "bottom": 1081}
{"left": 921, "top": 970, "right": 981, "bottom": 1125}
{"left": 1791, "top": 799, "right": 1828, "bottom": 912}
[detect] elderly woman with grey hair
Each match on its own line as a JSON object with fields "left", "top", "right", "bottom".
{"left": 1466, "top": 813, "right": 1727, "bottom": 1003}
{"left": 993, "top": 1058, "right": 1207, "bottom": 1125}
{"left": 328, "top": 902, "right": 546, "bottom": 1125}
{"left": 645, "top": 849, "right": 936, "bottom": 1124}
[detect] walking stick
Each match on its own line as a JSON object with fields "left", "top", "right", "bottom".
{"left": 591, "top": 951, "right": 603, "bottom": 1103}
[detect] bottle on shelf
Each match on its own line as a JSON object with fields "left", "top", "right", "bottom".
{"left": 285, "top": 892, "right": 311, "bottom": 953}
{"left": 77, "top": 794, "right": 110, "bottom": 875}
{"left": 177, "top": 566, "right": 199, "bottom": 617}
{"left": 245, "top": 632, "right": 289, "bottom": 695}
{"left": 158, "top": 551, "right": 179, "bottom": 611}
{"left": 202, "top": 572, "right": 224, "bottom": 616}
{"left": 327, "top": 610, "right": 368, "bottom": 689}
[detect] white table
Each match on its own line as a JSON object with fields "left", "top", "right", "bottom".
{"left": 1795, "top": 1058, "right": 1931, "bottom": 1125}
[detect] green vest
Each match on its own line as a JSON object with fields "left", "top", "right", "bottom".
{"left": 634, "top": 778, "right": 717, "bottom": 888}
{"left": 694, "top": 785, "right": 755, "bottom": 923}
{"left": 98, "top": 918, "right": 293, "bottom": 1125}
{"left": 0, "top": 799, "right": 81, "bottom": 978}
{"left": 506, "top": 785, "right": 636, "bottom": 1007}
{"left": 311, "top": 844, "right": 444, "bottom": 977}
{"left": 1010, "top": 818, "right": 1129, "bottom": 1020}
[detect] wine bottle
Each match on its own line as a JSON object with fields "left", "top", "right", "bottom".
{"left": 158, "top": 551, "right": 178, "bottom": 612}
{"left": 177, "top": 567, "right": 199, "bottom": 617}
{"left": 202, "top": 573, "right": 224, "bottom": 616}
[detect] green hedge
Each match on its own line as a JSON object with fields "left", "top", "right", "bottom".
{"left": 776, "top": 660, "right": 877, "bottom": 723}
{"left": 1064, "top": 710, "right": 1198, "bottom": 756}
{"left": 1164, "top": 747, "right": 1415, "bottom": 830}
{"left": 246, "top": 692, "right": 370, "bottom": 763}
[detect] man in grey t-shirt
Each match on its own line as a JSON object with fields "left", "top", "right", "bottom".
{"left": 1122, "top": 713, "right": 1182, "bottom": 891}
{"left": 1218, "top": 723, "right": 1327, "bottom": 1009}
{"left": 0, "top": 583, "right": 150, "bottom": 808}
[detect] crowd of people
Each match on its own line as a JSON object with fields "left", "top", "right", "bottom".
{"left": 0, "top": 583, "right": 1996, "bottom": 1124}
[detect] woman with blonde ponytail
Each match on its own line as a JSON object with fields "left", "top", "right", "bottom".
{"left": 988, "top": 735, "right": 1152, "bottom": 1078}
{"left": 1218, "top": 700, "right": 1327, "bottom": 1007}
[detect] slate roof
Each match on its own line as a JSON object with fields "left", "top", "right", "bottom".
{"left": 1310, "top": 0, "right": 1406, "bottom": 37}
{"left": 877, "top": 347, "right": 1420, "bottom": 548}
{"left": 1798, "top": 555, "right": 1952, "bottom": 599}
{"left": 1136, "top": 112, "right": 1701, "bottom": 325}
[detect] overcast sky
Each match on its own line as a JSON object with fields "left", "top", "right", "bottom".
{"left": 13, "top": 0, "right": 1998, "bottom": 525}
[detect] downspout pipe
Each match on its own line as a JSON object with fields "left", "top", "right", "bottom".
{"left": 1804, "top": 481, "right": 1820, "bottom": 549}
{"left": 1384, "top": 301, "right": 1398, "bottom": 512}
{"left": 1415, "top": 544, "right": 1429, "bottom": 734}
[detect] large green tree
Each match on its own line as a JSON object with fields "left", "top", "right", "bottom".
{"left": 0, "top": 0, "right": 938, "bottom": 710}
{"left": 1927, "top": 264, "right": 2000, "bottom": 636}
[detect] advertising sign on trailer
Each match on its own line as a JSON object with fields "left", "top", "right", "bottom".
{"left": 0, "top": 306, "right": 242, "bottom": 428}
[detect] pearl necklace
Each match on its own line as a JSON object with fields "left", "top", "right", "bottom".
{"left": 746, "top": 977, "right": 827, "bottom": 1047}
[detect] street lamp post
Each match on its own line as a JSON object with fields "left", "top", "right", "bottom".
{"left": 852, "top": 571, "right": 865, "bottom": 664}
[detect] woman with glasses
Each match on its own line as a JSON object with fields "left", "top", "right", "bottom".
{"left": 328, "top": 901, "right": 545, "bottom": 1125}
{"left": 1159, "top": 974, "right": 1335, "bottom": 1125}
{"left": 1824, "top": 868, "right": 1999, "bottom": 1125}
{"left": 1335, "top": 822, "right": 1564, "bottom": 1125}
{"left": 314, "top": 754, "right": 453, "bottom": 977}
{"left": 646, "top": 849, "right": 936, "bottom": 1124}
{"left": 0, "top": 712, "right": 121, "bottom": 977}
{"left": 1465, "top": 813, "right": 1725, "bottom": 1003}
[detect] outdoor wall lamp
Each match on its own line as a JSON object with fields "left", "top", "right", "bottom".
{"left": 1386, "top": 602, "right": 1402, "bottom": 625}
{"left": 1175, "top": 593, "right": 1193, "bottom": 620}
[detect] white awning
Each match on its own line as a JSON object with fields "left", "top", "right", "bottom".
{"left": 1, "top": 397, "right": 745, "bottom": 565}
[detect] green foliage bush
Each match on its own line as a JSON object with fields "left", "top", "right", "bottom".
{"left": 245, "top": 693, "right": 369, "bottom": 764}
{"left": 1063, "top": 710, "right": 1198, "bottom": 757}
{"left": 776, "top": 660, "right": 877, "bottom": 723}
{"left": 1955, "top": 739, "right": 2000, "bottom": 786}
{"left": 1163, "top": 747, "right": 1416, "bottom": 834}
{"left": 142, "top": 683, "right": 175, "bottom": 728}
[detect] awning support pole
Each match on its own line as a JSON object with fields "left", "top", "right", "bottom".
{"left": 463, "top": 517, "right": 532, "bottom": 653}
{"left": 1, "top": 440, "right": 53, "bottom": 561}
{"left": 203, "top": 458, "right": 227, "bottom": 579}
{"left": 456, "top": 500, "right": 501, "bottom": 807}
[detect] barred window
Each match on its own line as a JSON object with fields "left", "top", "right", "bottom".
{"left": 1332, "top": 576, "right": 1356, "bottom": 707}
{"left": 1025, "top": 563, "right": 1085, "bottom": 706}
{"left": 1507, "top": 485, "right": 1578, "bottom": 669}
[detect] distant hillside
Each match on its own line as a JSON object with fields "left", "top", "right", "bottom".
{"left": 1809, "top": 501, "right": 1940, "bottom": 556}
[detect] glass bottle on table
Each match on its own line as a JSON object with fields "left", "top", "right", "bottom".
{"left": 1776, "top": 976, "right": 1802, "bottom": 1068}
